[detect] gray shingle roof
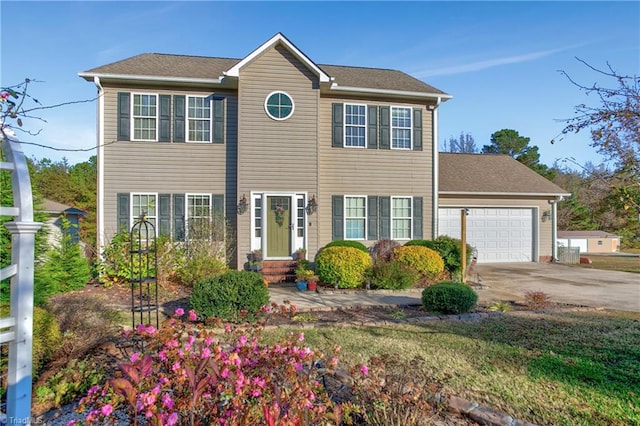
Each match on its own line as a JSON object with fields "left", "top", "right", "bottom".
{"left": 558, "top": 230, "right": 620, "bottom": 238}
{"left": 439, "top": 153, "right": 569, "bottom": 195}
{"left": 82, "top": 53, "right": 448, "bottom": 95}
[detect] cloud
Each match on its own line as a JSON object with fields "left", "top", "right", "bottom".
{"left": 414, "top": 46, "right": 578, "bottom": 78}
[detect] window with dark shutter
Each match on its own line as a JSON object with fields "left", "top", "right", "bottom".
{"left": 332, "top": 103, "right": 344, "bottom": 148}
{"left": 117, "top": 93, "right": 130, "bottom": 141}
{"left": 413, "top": 108, "right": 423, "bottom": 151}
{"left": 332, "top": 195, "right": 344, "bottom": 240}
{"left": 173, "top": 95, "right": 185, "bottom": 143}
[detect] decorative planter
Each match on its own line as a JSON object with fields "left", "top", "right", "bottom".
{"left": 296, "top": 281, "right": 308, "bottom": 291}
{"left": 307, "top": 281, "right": 317, "bottom": 291}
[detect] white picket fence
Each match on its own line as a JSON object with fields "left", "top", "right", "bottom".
{"left": 1, "top": 133, "right": 42, "bottom": 423}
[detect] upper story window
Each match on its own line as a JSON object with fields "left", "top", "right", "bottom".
{"left": 391, "top": 197, "right": 412, "bottom": 239}
{"left": 345, "top": 196, "right": 366, "bottom": 240}
{"left": 265, "top": 91, "right": 294, "bottom": 120}
{"left": 344, "top": 104, "right": 366, "bottom": 148}
{"left": 187, "top": 96, "right": 211, "bottom": 142}
{"left": 132, "top": 94, "right": 158, "bottom": 141}
{"left": 391, "top": 107, "right": 412, "bottom": 149}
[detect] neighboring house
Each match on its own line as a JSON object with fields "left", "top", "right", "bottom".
{"left": 41, "top": 199, "right": 86, "bottom": 246}
{"left": 79, "top": 32, "right": 567, "bottom": 268}
{"left": 558, "top": 231, "right": 621, "bottom": 254}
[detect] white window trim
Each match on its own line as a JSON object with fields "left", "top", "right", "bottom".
{"left": 186, "top": 96, "right": 212, "bottom": 143}
{"left": 131, "top": 93, "right": 159, "bottom": 142}
{"left": 130, "top": 192, "right": 158, "bottom": 236}
{"left": 343, "top": 103, "right": 367, "bottom": 149}
{"left": 264, "top": 91, "right": 295, "bottom": 121}
{"left": 185, "top": 193, "right": 213, "bottom": 237}
{"left": 391, "top": 196, "right": 413, "bottom": 240}
{"left": 344, "top": 195, "right": 367, "bottom": 240}
{"left": 391, "top": 106, "right": 412, "bottom": 150}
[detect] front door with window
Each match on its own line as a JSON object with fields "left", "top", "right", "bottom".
{"left": 266, "top": 196, "right": 291, "bottom": 257}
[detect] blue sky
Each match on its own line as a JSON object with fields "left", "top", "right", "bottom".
{"left": 1, "top": 1, "right": 638, "bottom": 169}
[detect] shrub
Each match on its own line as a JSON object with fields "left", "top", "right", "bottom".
{"left": 393, "top": 245, "right": 445, "bottom": 277}
{"left": 35, "top": 358, "right": 104, "bottom": 409}
{"left": 421, "top": 282, "right": 478, "bottom": 314}
{"left": 368, "top": 260, "right": 419, "bottom": 290}
{"left": 324, "top": 239, "right": 369, "bottom": 254}
{"left": 190, "top": 270, "right": 269, "bottom": 322}
{"left": 177, "top": 253, "right": 227, "bottom": 287}
{"left": 315, "top": 246, "right": 372, "bottom": 288}
{"left": 406, "top": 236, "right": 473, "bottom": 275}
{"left": 524, "top": 290, "right": 551, "bottom": 310}
{"left": 370, "top": 239, "right": 400, "bottom": 263}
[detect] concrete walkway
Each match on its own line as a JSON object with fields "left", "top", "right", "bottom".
{"left": 269, "top": 262, "right": 640, "bottom": 313}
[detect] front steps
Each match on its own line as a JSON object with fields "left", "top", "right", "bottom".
{"left": 260, "top": 260, "right": 298, "bottom": 285}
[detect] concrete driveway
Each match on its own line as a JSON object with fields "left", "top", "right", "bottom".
{"left": 474, "top": 262, "right": 640, "bottom": 312}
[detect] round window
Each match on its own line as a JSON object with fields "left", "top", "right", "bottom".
{"left": 264, "top": 91, "right": 294, "bottom": 120}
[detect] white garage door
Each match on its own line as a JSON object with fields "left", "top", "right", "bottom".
{"left": 438, "top": 208, "right": 533, "bottom": 263}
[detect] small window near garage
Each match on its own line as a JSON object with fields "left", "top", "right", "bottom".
{"left": 597, "top": 240, "right": 603, "bottom": 246}
{"left": 264, "top": 91, "right": 294, "bottom": 120}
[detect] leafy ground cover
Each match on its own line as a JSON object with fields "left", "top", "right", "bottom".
{"left": 262, "top": 310, "right": 640, "bottom": 426}
{"left": 576, "top": 253, "right": 640, "bottom": 273}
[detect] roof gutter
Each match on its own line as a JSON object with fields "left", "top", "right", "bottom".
{"left": 78, "top": 72, "right": 224, "bottom": 85}
{"left": 439, "top": 191, "right": 572, "bottom": 197}
{"left": 330, "top": 84, "right": 452, "bottom": 101}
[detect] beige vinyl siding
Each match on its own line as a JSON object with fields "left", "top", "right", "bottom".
{"left": 101, "top": 86, "right": 237, "bottom": 240}
{"left": 318, "top": 96, "right": 435, "bottom": 246}
{"left": 236, "top": 44, "right": 320, "bottom": 264}
{"left": 438, "top": 195, "right": 555, "bottom": 261}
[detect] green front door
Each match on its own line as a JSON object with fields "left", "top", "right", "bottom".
{"left": 266, "top": 196, "right": 291, "bottom": 257}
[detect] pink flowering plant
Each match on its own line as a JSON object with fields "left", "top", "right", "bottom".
{"left": 75, "top": 307, "right": 350, "bottom": 425}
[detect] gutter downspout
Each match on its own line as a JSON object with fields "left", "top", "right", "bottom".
{"left": 93, "top": 76, "right": 105, "bottom": 256}
{"left": 432, "top": 96, "right": 442, "bottom": 239}
{"left": 551, "top": 195, "right": 564, "bottom": 262}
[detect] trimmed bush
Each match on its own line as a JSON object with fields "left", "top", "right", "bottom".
{"left": 393, "top": 245, "right": 444, "bottom": 277}
{"left": 368, "top": 260, "right": 419, "bottom": 290}
{"left": 190, "top": 270, "right": 269, "bottom": 322}
{"left": 324, "top": 240, "right": 369, "bottom": 254}
{"left": 421, "top": 282, "right": 478, "bottom": 314}
{"left": 406, "top": 236, "right": 473, "bottom": 275}
{"left": 315, "top": 246, "right": 372, "bottom": 289}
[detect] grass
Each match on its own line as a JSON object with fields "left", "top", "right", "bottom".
{"left": 576, "top": 254, "right": 640, "bottom": 273}
{"left": 263, "top": 310, "right": 640, "bottom": 425}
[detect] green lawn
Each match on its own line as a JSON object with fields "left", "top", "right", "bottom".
{"left": 577, "top": 254, "right": 640, "bottom": 273}
{"left": 263, "top": 310, "right": 640, "bottom": 425}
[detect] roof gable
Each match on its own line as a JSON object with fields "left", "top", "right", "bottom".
{"left": 225, "top": 33, "right": 330, "bottom": 83}
{"left": 439, "top": 153, "right": 570, "bottom": 196}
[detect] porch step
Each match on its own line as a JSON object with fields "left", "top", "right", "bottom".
{"left": 260, "top": 260, "right": 297, "bottom": 285}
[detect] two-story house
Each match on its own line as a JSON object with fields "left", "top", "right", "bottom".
{"left": 80, "top": 33, "right": 568, "bottom": 270}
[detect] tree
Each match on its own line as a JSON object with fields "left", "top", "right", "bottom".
{"left": 446, "top": 132, "right": 478, "bottom": 153}
{"left": 482, "top": 129, "right": 555, "bottom": 179}
{"left": 556, "top": 59, "right": 639, "bottom": 215}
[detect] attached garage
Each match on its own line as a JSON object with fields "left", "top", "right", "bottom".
{"left": 438, "top": 153, "right": 571, "bottom": 263}
{"left": 439, "top": 207, "right": 533, "bottom": 262}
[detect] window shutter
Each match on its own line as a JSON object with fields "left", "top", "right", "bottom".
{"left": 173, "top": 194, "right": 185, "bottom": 241}
{"left": 212, "top": 194, "right": 224, "bottom": 241}
{"left": 117, "top": 93, "right": 130, "bottom": 141}
{"left": 332, "top": 103, "right": 343, "bottom": 148}
{"left": 157, "top": 194, "right": 171, "bottom": 236}
{"left": 413, "top": 108, "right": 423, "bottom": 151}
{"left": 367, "top": 105, "right": 378, "bottom": 149}
{"left": 379, "top": 196, "right": 390, "bottom": 239}
{"left": 367, "top": 196, "right": 378, "bottom": 240}
{"left": 212, "top": 97, "right": 224, "bottom": 144}
{"left": 116, "top": 193, "right": 130, "bottom": 231}
{"left": 332, "top": 195, "right": 344, "bottom": 240}
{"left": 413, "top": 197, "right": 423, "bottom": 239}
{"left": 173, "top": 95, "right": 185, "bottom": 143}
{"left": 379, "top": 106, "right": 390, "bottom": 149}
{"left": 158, "top": 95, "right": 171, "bottom": 142}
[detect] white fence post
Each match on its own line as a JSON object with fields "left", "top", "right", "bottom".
{"left": 1, "top": 134, "right": 43, "bottom": 423}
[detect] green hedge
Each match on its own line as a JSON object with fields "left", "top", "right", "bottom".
{"left": 323, "top": 240, "right": 369, "bottom": 254}
{"left": 421, "top": 282, "right": 478, "bottom": 314}
{"left": 315, "top": 246, "right": 372, "bottom": 289}
{"left": 406, "top": 236, "right": 473, "bottom": 275}
{"left": 393, "top": 245, "right": 444, "bottom": 276}
{"left": 190, "top": 270, "right": 269, "bottom": 322}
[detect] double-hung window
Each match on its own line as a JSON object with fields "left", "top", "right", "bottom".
{"left": 131, "top": 193, "right": 157, "bottom": 237}
{"left": 345, "top": 196, "right": 366, "bottom": 239}
{"left": 132, "top": 94, "right": 158, "bottom": 141}
{"left": 344, "top": 104, "right": 366, "bottom": 148}
{"left": 391, "top": 107, "right": 412, "bottom": 149}
{"left": 186, "top": 194, "right": 212, "bottom": 238}
{"left": 187, "top": 96, "right": 211, "bottom": 142}
{"left": 391, "top": 197, "right": 412, "bottom": 239}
